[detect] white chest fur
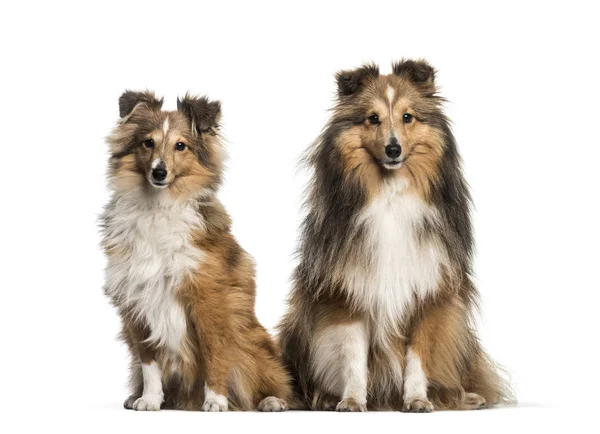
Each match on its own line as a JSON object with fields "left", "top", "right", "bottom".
{"left": 103, "top": 193, "right": 205, "bottom": 353}
{"left": 344, "top": 177, "right": 447, "bottom": 340}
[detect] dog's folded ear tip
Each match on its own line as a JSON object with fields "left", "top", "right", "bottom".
{"left": 177, "top": 94, "right": 222, "bottom": 133}
{"left": 392, "top": 59, "right": 436, "bottom": 89}
{"left": 336, "top": 63, "right": 380, "bottom": 97}
{"left": 118, "top": 90, "right": 163, "bottom": 118}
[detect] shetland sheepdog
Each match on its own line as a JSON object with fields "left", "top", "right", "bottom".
{"left": 101, "top": 91, "right": 290, "bottom": 411}
{"left": 278, "top": 60, "right": 511, "bottom": 411}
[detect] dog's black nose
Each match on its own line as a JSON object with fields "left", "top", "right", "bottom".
{"left": 152, "top": 168, "right": 167, "bottom": 182}
{"left": 385, "top": 142, "right": 402, "bottom": 159}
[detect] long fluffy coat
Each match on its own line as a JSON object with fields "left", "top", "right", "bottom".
{"left": 278, "top": 60, "right": 511, "bottom": 411}
{"left": 101, "top": 91, "right": 291, "bottom": 411}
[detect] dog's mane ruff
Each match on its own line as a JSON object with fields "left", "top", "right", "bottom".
{"left": 294, "top": 118, "right": 368, "bottom": 297}
{"left": 101, "top": 191, "right": 204, "bottom": 356}
{"left": 427, "top": 120, "right": 478, "bottom": 308}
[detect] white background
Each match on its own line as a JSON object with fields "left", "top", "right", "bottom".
{"left": 1, "top": 0, "right": 598, "bottom": 432}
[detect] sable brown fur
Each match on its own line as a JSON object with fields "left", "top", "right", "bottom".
{"left": 101, "top": 91, "right": 291, "bottom": 411}
{"left": 278, "top": 60, "right": 512, "bottom": 411}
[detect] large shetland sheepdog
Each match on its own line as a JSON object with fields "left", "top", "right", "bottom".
{"left": 278, "top": 60, "right": 510, "bottom": 412}
{"left": 101, "top": 91, "right": 290, "bottom": 411}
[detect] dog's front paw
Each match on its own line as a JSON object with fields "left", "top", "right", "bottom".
{"left": 202, "top": 395, "right": 229, "bottom": 412}
{"left": 336, "top": 397, "right": 367, "bottom": 412}
{"left": 133, "top": 395, "right": 163, "bottom": 411}
{"left": 402, "top": 398, "right": 434, "bottom": 413}
{"left": 258, "top": 396, "right": 289, "bottom": 412}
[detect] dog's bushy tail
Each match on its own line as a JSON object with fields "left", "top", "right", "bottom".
{"left": 468, "top": 349, "right": 515, "bottom": 408}
{"left": 429, "top": 345, "right": 515, "bottom": 410}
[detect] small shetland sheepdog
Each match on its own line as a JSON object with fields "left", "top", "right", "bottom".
{"left": 101, "top": 91, "right": 290, "bottom": 411}
{"left": 278, "top": 60, "right": 511, "bottom": 411}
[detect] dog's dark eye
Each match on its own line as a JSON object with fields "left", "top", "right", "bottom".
{"left": 368, "top": 114, "right": 380, "bottom": 125}
{"left": 175, "top": 142, "right": 186, "bottom": 151}
{"left": 143, "top": 139, "right": 154, "bottom": 148}
{"left": 403, "top": 113, "right": 413, "bottom": 124}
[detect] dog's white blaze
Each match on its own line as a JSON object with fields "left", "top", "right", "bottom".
{"left": 162, "top": 117, "right": 169, "bottom": 135}
{"left": 151, "top": 158, "right": 162, "bottom": 169}
{"left": 403, "top": 347, "right": 428, "bottom": 401}
{"left": 344, "top": 176, "right": 446, "bottom": 344}
{"left": 161, "top": 117, "right": 170, "bottom": 152}
{"left": 386, "top": 86, "right": 395, "bottom": 127}
{"left": 203, "top": 383, "right": 229, "bottom": 411}
{"left": 103, "top": 192, "right": 205, "bottom": 354}
{"left": 311, "top": 321, "right": 369, "bottom": 404}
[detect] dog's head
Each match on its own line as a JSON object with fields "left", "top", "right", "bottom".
{"left": 333, "top": 60, "right": 446, "bottom": 183}
{"left": 107, "top": 91, "right": 224, "bottom": 198}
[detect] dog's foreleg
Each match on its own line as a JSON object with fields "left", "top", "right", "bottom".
{"left": 132, "top": 360, "right": 164, "bottom": 411}
{"left": 402, "top": 347, "right": 433, "bottom": 412}
{"left": 312, "top": 320, "right": 369, "bottom": 411}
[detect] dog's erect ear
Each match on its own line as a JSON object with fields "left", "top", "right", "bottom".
{"left": 118, "top": 90, "right": 163, "bottom": 118}
{"left": 392, "top": 59, "right": 436, "bottom": 94}
{"left": 336, "top": 63, "right": 379, "bottom": 97}
{"left": 177, "top": 94, "right": 222, "bottom": 134}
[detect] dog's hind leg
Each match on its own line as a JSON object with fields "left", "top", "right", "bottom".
{"left": 402, "top": 298, "right": 468, "bottom": 412}
{"left": 457, "top": 393, "right": 487, "bottom": 410}
{"left": 227, "top": 328, "right": 292, "bottom": 411}
{"left": 404, "top": 297, "right": 500, "bottom": 411}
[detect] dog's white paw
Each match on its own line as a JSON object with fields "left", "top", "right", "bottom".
{"left": 133, "top": 394, "right": 163, "bottom": 411}
{"left": 202, "top": 395, "right": 228, "bottom": 411}
{"left": 257, "top": 396, "right": 289, "bottom": 412}
{"left": 402, "top": 397, "right": 434, "bottom": 413}
{"left": 336, "top": 397, "right": 367, "bottom": 412}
